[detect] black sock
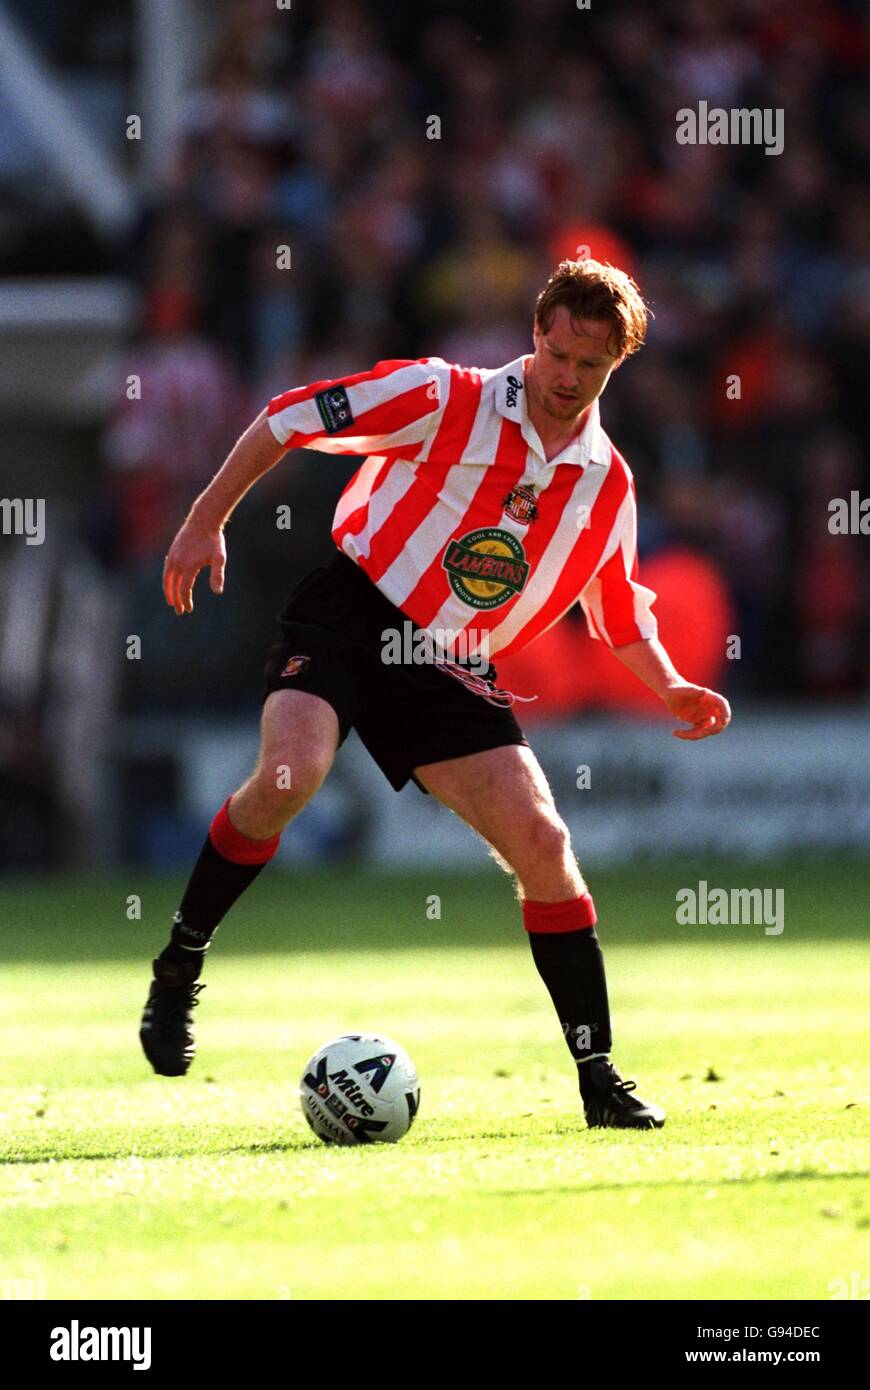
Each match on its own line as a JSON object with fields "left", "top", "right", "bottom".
{"left": 527, "top": 927, "right": 613, "bottom": 1088}
{"left": 157, "top": 836, "right": 270, "bottom": 976}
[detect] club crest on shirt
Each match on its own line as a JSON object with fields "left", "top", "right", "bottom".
{"left": 280, "top": 654, "right": 311, "bottom": 677}
{"left": 442, "top": 527, "right": 530, "bottom": 609}
{"left": 501, "top": 484, "right": 539, "bottom": 526}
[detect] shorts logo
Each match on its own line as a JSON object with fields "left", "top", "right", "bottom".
{"left": 315, "top": 385, "right": 354, "bottom": 434}
{"left": 280, "top": 654, "right": 311, "bottom": 677}
{"left": 502, "top": 485, "right": 539, "bottom": 526}
{"left": 442, "top": 527, "right": 530, "bottom": 609}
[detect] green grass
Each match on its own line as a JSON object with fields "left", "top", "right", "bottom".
{"left": 1, "top": 860, "right": 868, "bottom": 1300}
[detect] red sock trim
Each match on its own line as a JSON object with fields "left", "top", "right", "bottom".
{"left": 522, "top": 892, "right": 597, "bottom": 933}
{"left": 208, "top": 797, "right": 281, "bottom": 865}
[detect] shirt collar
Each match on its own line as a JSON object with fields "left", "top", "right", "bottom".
{"left": 493, "top": 354, "right": 610, "bottom": 467}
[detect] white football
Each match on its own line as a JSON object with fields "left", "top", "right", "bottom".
{"left": 299, "top": 1032, "right": 421, "bottom": 1145}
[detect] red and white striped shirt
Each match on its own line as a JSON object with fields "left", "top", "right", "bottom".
{"left": 266, "top": 356, "right": 657, "bottom": 660}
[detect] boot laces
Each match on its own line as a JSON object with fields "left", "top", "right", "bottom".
{"left": 599, "top": 1059, "right": 637, "bottom": 1095}
{"left": 154, "top": 981, "right": 205, "bottom": 1032}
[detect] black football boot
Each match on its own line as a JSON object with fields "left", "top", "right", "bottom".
{"left": 139, "top": 957, "right": 205, "bottom": 1076}
{"left": 580, "top": 1056, "right": 666, "bottom": 1129}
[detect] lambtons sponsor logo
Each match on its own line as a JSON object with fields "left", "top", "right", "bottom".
{"left": 442, "top": 526, "right": 530, "bottom": 610}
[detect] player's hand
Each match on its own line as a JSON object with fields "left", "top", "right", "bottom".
{"left": 163, "top": 520, "right": 227, "bottom": 615}
{"left": 663, "top": 684, "right": 731, "bottom": 740}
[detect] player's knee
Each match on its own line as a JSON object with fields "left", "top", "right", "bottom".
{"left": 521, "top": 813, "right": 573, "bottom": 874}
{"left": 252, "top": 748, "right": 332, "bottom": 813}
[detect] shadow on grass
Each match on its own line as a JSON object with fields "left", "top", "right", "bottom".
{"left": 478, "top": 1170, "right": 869, "bottom": 1196}
{"left": 0, "top": 1133, "right": 323, "bottom": 1164}
{"left": 3, "top": 1118, "right": 868, "bottom": 1187}
{"left": 3, "top": 1136, "right": 865, "bottom": 1203}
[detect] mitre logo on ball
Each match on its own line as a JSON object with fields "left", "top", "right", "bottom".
{"left": 300, "top": 1033, "right": 420, "bottom": 1146}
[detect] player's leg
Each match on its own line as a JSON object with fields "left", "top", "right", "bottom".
{"left": 413, "top": 745, "right": 608, "bottom": 1064}
{"left": 160, "top": 689, "right": 339, "bottom": 967}
{"left": 416, "top": 742, "right": 587, "bottom": 899}
{"left": 413, "top": 743, "right": 664, "bottom": 1128}
{"left": 226, "top": 688, "right": 340, "bottom": 838}
{"left": 140, "top": 690, "right": 339, "bottom": 1076}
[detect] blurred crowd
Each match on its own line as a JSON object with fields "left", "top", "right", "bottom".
{"left": 33, "top": 0, "right": 870, "bottom": 708}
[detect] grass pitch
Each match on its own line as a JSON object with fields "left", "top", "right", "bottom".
{"left": 1, "top": 859, "right": 868, "bottom": 1301}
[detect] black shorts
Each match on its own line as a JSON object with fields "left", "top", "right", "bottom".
{"left": 262, "top": 549, "right": 530, "bottom": 793}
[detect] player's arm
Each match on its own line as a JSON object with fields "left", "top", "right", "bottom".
{"left": 163, "top": 408, "right": 282, "bottom": 615}
{"left": 164, "top": 359, "right": 446, "bottom": 615}
{"left": 579, "top": 474, "right": 730, "bottom": 740}
{"left": 608, "top": 635, "right": 731, "bottom": 740}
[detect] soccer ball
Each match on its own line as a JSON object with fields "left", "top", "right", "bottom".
{"left": 299, "top": 1032, "right": 421, "bottom": 1145}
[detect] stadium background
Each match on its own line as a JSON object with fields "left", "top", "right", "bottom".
{"left": 0, "top": 0, "right": 867, "bottom": 869}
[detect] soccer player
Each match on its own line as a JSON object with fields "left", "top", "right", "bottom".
{"left": 140, "top": 258, "right": 730, "bottom": 1129}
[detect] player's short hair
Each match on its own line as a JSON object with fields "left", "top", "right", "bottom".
{"left": 534, "top": 258, "right": 649, "bottom": 358}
